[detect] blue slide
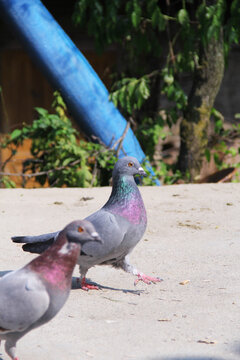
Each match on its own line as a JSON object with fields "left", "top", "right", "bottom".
{"left": 0, "top": 0, "right": 160, "bottom": 184}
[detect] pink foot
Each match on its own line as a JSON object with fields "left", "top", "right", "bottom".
{"left": 80, "top": 277, "right": 99, "bottom": 291}
{"left": 134, "top": 273, "right": 163, "bottom": 286}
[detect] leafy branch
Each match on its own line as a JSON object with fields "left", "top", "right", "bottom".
{"left": 0, "top": 92, "right": 118, "bottom": 188}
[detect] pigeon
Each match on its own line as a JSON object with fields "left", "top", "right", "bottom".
{"left": 12, "top": 156, "right": 161, "bottom": 290}
{"left": 1, "top": 220, "right": 101, "bottom": 360}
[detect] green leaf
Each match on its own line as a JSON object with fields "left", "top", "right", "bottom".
{"left": 166, "top": 84, "right": 174, "bottom": 98}
{"left": 152, "top": 7, "right": 165, "bottom": 31}
{"left": 62, "top": 158, "right": 73, "bottom": 166}
{"left": 136, "top": 95, "right": 144, "bottom": 109}
{"left": 128, "top": 79, "right": 138, "bottom": 97}
{"left": 214, "top": 118, "right": 223, "bottom": 134}
{"left": 213, "top": 152, "right": 222, "bottom": 167}
{"left": 131, "top": 1, "right": 141, "bottom": 28}
{"left": 139, "top": 79, "right": 150, "bottom": 99}
{"left": 35, "top": 107, "right": 48, "bottom": 117}
{"left": 147, "top": 0, "right": 157, "bottom": 15}
{"left": 228, "top": 147, "right": 237, "bottom": 156}
{"left": 177, "top": 9, "right": 189, "bottom": 26}
{"left": 131, "top": 11, "right": 140, "bottom": 28}
{"left": 205, "top": 148, "right": 211, "bottom": 162}
{"left": 163, "top": 74, "right": 174, "bottom": 85}
{"left": 10, "top": 129, "right": 22, "bottom": 140}
{"left": 109, "top": 91, "right": 118, "bottom": 107}
{"left": 118, "top": 87, "right": 126, "bottom": 108}
{"left": 0, "top": 176, "right": 16, "bottom": 188}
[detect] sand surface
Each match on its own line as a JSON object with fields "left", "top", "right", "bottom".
{"left": 0, "top": 183, "right": 240, "bottom": 360}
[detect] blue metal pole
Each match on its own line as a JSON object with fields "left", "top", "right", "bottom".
{"left": 0, "top": 0, "right": 160, "bottom": 185}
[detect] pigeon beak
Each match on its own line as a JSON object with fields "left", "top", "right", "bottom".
{"left": 91, "top": 232, "right": 103, "bottom": 243}
{"left": 138, "top": 167, "right": 147, "bottom": 177}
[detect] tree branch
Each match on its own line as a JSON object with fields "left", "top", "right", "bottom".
{"left": 0, "top": 159, "right": 81, "bottom": 178}
{"left": 116, "top": 121, "right": 130, "bottom": 157}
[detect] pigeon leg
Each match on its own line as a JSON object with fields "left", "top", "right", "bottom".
{"left": 117, "top": 256, "right": 163, "bottom": 286}
{"left": 77, "top": 265, "right": 99, "bottom": 291}
{"left": 79, "top": 267, "right": 99, "bottom": 291}
{"left": 80, "top": 277, "right": 99, "bottom": 291}
{"left": 134, "top": 272, "right": 163, "bottom": 286}
{"left": 5, "top": 339, "right": 18, "bottom": 360}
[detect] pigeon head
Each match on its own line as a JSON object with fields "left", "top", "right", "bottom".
{"left": 65, "top": 220, "right": 102, "bottom": 245}
{"left": 105, "top": 156, "right": 147, "bottom": 225}
{"left": 112, "top": 156, "right": 146, "bottom": 179}
{"left": 27, "top": 220, "right": 102, "bottom": 291}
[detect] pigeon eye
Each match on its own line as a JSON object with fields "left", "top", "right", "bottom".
{"left": 128, "top": 162, "right": 133, "bottom": 167}
{"left": 78, "top": 226, "right": 84, "bottom": 233}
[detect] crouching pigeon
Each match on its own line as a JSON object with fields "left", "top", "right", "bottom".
{"left": 12, "top": 156, "right": 161, "bottom": 290}
{"left": 1, "top": 220, "right": 101, "bottom": 360}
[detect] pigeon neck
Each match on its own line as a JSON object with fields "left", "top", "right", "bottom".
{"left": 28, "top": 234, "right": 79, "bottom": 290}
{"left": 105, "top": 175, "right": 147, "bottom": 225}
{"left": 108, "top": 174, "right": 137, "bottom": 200}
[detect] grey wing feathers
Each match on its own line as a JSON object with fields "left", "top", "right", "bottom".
{"left": 0, "top": 270, "right": 50, "bottom": 332}
{"left": 12, "top": 231, "right": 59, "bottom": 244}
{"left": 82, "top": 209, "right": 126, "bottom": 258}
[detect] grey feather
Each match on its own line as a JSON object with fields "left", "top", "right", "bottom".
{"left": 12, "top": 231, "right": 58, "bottom": 244}
{"left": 0, "top": 270, "right": 50, "bottom": 333}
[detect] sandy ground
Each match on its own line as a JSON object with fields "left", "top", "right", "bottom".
{"left": 0, "top": 183, "right": 240, "bottom": 360}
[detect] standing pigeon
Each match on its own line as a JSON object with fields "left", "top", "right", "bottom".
{"left": 12, "top": 156, "right": 161, "bottom": 290}
{"left": 1, "top": 220, "right": 101, "bottom": 360}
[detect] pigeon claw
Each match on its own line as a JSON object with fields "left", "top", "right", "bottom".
{"left": 80, "top": 277, "right": 99, "bottom": 291}
{"left": 134, "top": 273, "right": 163, "bottom": 286}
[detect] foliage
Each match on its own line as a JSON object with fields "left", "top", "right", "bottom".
{"left": 205, "top": 109, "right": 240, "bottom": 178}
{"left": 0, "top": 176, "right": 16, "bottom": 188}
{"left": 1, "top": 92, "right": 116, "bottom": 187}
{"left": 73, "top": 0, "right": 240, "bottom": 182}
{"left": 141, "top": 158, "right": 186, "bottom": 186}
{"left": 110, "top": 76, "right": 151, "bottom": 115}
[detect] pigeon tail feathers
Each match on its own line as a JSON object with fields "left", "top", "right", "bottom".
{"left": 12, "top": 232, "right": 58, "bottom": 244}
{"left": 22, "top": 240, "right": 54, "bottom": 254}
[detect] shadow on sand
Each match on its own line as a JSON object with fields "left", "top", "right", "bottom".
{"left": 0, "top": 271, "right": 144, "bottom": 295}
{"left": 71, "top": 276, "right": 145, "bottom": 295}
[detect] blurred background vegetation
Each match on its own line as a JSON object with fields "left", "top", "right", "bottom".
{"left": 1, "top": 0, "right": 240, "bottom": 188}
